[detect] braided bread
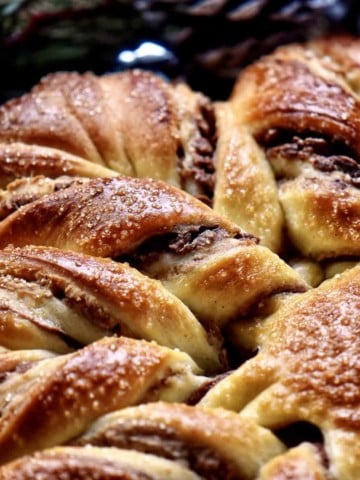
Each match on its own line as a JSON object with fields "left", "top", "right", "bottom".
{"left": 200, "top": 265, "right": 360, "bottom": 479}
{"left": 0, "top": 244, "right": 223, "bottom": 371}
{"left": 73, "top": 402, "right": 285, "bottom": 479}
{"left": 0, "top": 176, "right": 307, "bottom": 328}
{"left": 0, "top": 34, "right": 358, "bottom": 479}
{"left": 229, "top": 35, "right": 360, "bottom": 267}
{"left": 0, "top": 69, "right": 214, "bottom": 195}
{"left": 0, "top": 336, "right": 205, "bottom": 463}
{"left": 0, "top": 39, "right": 359, "bottom": 280}
{"left": 0, "top": 448, "right": 204, "bottom": 480}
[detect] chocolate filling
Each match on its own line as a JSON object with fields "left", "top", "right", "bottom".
{"left": 167, "top": 226, "right": 231, "bottom": 255}
{"left": 312, "top": 155, "right": 360, "bottom": 186}
{"left": 258, "top": 129, "right": 360, "bottom": 187}
{"left": 121, "top": 225, "right": 255, "bottom": 267}
{"left": 83, "top": 421, "right": 241, "bottom": 480}
{"left": 178, "top": 100, "right": 217, "bottom": 205}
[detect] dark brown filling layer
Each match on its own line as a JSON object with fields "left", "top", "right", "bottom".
{"left": 258, "top": 129, "right": 360, "bottom": 186}
{"left": 0, "top": 361, "right": 34, "bottom": 385}
{"left": 0, "top": 176, "right": 88, "bottom": 220}
{"left": 178, "top": 100, "right": 217, "bottom": 205}
{"left": 81, "top": 421, "right": 241, "bottom": 480}
{"left": 122, "top": 225, "right": 255, "bottom": 267}
{"left": 166, "top": 225, "right": 231, "bottom": 255}
{"left": 12, "top": 457, "right": 154, "bottom": 480}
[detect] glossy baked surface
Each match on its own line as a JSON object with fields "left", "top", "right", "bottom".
{"left": 0, "top": 35, "right": 358, "bottom": 479}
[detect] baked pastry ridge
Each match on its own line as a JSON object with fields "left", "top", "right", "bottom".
{"left": 0, "top": 244, "right": 223, "bottom": 372}
{"left": 0, "top": 336, "right": 205, "bottom": 463}
{"left": 0, "top": 35, "right": 357, "bottom": 479}
{"left": 0, "top": 45, "right": 359, "bottom": 271}
{"left": 201, "top": 265, "right": 360, "bottom": 480}
{"left": 230, "top": 35, "right": 360, "bottom": 266}
{"left": 0, "top": 176, "right": 308, "bottom": 328}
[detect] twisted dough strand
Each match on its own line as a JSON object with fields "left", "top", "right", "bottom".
{"left": 0, "top": 36, "right": 357, "bottom": 479}
{"left": 0, "top": 40, "right": 359, "bottom": 267}
{"left": 201, "top": 265, "right": 360, "bottom": 479}
{"left": 0, "top": 69, "right": 214, "bottom": 194}
{"left": 0, "top": 337, "right": 205, "bottom": 463}
{"left": 0, "top": 447, "right": 203, "bottom": 480}
{"left": 0, "top": 245, "right": 222, "bottom": 371}
{"left": 0, "top": 177, "right": 307, "bottom": 329}
{"left": 229, "top": 35, "right": 360, "bottom": 261}
{"left": 73, "top": 402, "right": 285, "bottom": 480}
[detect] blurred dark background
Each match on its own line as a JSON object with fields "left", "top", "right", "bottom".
{"left": 0, "top": 0, "right": 359, "bottom": 103}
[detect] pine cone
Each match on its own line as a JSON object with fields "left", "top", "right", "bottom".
{"left": 0, "top": 0, "right": 357, "bottom": 102}
{"left": 135, "top": 0, "right": 356, "bottom": 97}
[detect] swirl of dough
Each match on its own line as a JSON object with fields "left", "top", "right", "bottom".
{"left": 0, "top": 245, "right": 222, "bottom": 372}
{"left": 0, "top": 177, "right": 307, "bottom": 330}
{"left": 200, "top": 265, "right": 360, "bottom": 480}
{"left": 73, "top": 401, "right": 285, "bottom": 480}
{"left": 0, "top": 336, "right": 205, "bottom": 463}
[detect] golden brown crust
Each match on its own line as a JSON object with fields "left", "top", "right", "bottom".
{"left": 231, "top": 42, "right": 360, "bottom": 149}
{"left": 158, "top": 242, "right": 307, "bottom": 327}
{"left": 201, "top": 265, "right": 360, "bottom": 479}
{"left": 0, "top": 245, "right": 222, "bottom": 371}
{"left": 0, "top": 177, "right": 307, "bottom": 330}
{"left": 74, "top": 402, "right": 285, "bottom": 479}
{"left": 0, "top": 49, "right": 359, "bottom": 265}
{"left": 0, "top": 142, "right": 118, "bottom": 189}
{"left": 0, "top": 447, "right": 203, "bottom": 480}
{"left": 100, "top": 70, "right": 216, "bottom": 194}
{"left": 229, "top": 36, "right": 360, "bottom": 261}
{"left": 213, "top": 103, "right": 283, "bottom": 252}
{"left": 0, "top": 36, "right": 358, "bottom": 478}
{"left": 0, "top": 72, "right": 125, "bottom": 175}
{"left": 0, "top": 349, "right": 55, "bottom": 382}
{"left": 279, "top": 175, "right": 360, "bottom": 259}
{"left": 308, "top": 35, "right": 360, "bottom": 93}
{"left": 258, "top": 443, "right": 328, "bottom": 480}
{"left": 0, "top": 71, "right": 129, "bottom": 172}
{"left": 0, "top": 337, "right": 204, "bottom": 463}
{"left": 0, "top": 175, "right": 89, "bottom": 220}
{"left": 0, "top": 70, "right": 214, "bottom": 192}
{"left": 0, "top": 176, "right": 243, "bottom": 256}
